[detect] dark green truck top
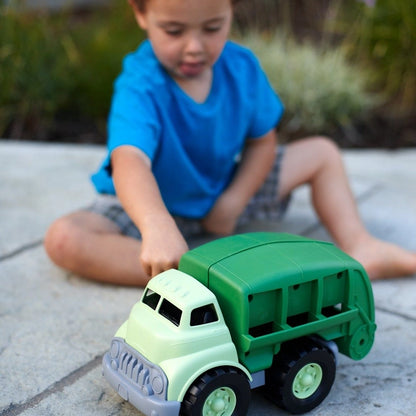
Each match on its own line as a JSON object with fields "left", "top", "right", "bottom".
{"left": 179, "top": 233, "right": 376, "bottom": 373}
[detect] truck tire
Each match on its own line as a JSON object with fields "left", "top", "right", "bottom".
{"left": 265, "top": 338, "right": 336, "bottom": 414}
{"left": 180, "top": 367, "right": 251, "bottom": 416}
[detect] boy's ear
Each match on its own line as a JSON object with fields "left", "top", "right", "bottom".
{"left": 128, "top": 0, "right": 148, "bottom": 30}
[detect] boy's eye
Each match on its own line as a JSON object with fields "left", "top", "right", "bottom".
{"left": 159, "top": 24, "right": 184, "bottom": 36}
{"left": 204, "top": 26, "right": 221, "bottom": 33}
{"left": 165, "top": 29, "right": 183, "bottom": 36}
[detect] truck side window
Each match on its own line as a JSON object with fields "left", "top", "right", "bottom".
{"left": 142, "top": 289, "right": 161, "bottom": 310}
{"left": 322, "top": 271, "right": 347, "bottom": 316}
{"left": 286, "top": 282, "right": 314, "bottom": 327}
{"left": 159, "top": 299, "right": 182, "bottom": 327}
{"left": 248, "top": 291, "right": 276, "bottom": 337}
{"left": 190, "top": 304, "right": 218, "bottom": 326}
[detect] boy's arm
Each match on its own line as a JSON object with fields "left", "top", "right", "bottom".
{"left": 202, "top": 128, "right": 277, "bottom": 235}
{"left": 111, "top": 145, "right": 188, "bottom": 277}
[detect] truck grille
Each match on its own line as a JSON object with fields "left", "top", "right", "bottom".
{"left": 110, "top": 338, "right": 168, "bottom": 399}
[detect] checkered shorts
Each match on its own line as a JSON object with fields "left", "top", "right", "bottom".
{"left": 86, "top": 146, "right": 290, "bottom": 240}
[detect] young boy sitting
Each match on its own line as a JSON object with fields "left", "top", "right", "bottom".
{"left": 44, "top": 0, "right": 416, "bottom": 286}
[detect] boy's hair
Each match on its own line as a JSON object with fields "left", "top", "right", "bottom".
{"left": 132, "top": 0, "right": 241, "bottom": 13}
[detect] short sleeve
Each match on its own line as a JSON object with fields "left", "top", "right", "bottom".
{"left": 245, "top": 53, "right": 284, "bottom": 139}
{"left": 108, "top": 82, "right": 161, "bottom": 160}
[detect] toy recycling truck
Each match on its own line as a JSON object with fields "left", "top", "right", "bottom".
{"left": 103, "top": 232, "right": 376, "bottom": 416}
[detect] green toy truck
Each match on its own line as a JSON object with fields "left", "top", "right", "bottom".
{"left": 103, "top": 233, "right": 376, "bottom": 416}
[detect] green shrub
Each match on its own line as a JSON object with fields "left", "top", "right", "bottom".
{"left": 241, "top": 32, "right": 377, "bottom": 140}
{"left": 67, "top": 1, "right": 144, "bottom": 119}
{"left": 336, "top": 0, "right": 416, "bottom": 113}
{"left": 0, "top": 8, "right": 74, "bottom": 138}
{"left": 0, "top": 0, "right": 144, "bottom": 139}
{"left": 0, "top": 0, "right": 383, "bottom": 142}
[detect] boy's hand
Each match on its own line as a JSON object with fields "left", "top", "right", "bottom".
{"left": 201, "top": 191, "right": 244, "bottom": 236}
{"left": 140, "top": 217, "right": 189, "bottom": 277}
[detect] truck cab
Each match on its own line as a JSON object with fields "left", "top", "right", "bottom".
{"left": 103, "top": 269, "right": 249, "bottom": 416}
{"left": 103, "top": 233, "right": 376, "bottom": 416}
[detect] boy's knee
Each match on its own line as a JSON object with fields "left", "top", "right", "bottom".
{"left": 314, "top": 136, "right": 339, "bottom": 154}
{"left": 44, "top": 217, "right": 82, "bottom": 267}
{"left": 311, "top": 136, "right": 342, "bottom": 166}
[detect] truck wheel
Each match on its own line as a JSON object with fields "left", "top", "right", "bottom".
{"left": 180, "top": 367, "right": 250, "bottom": 416}
{"left": 265, "top": 339, "right": 336, "bottom": 414}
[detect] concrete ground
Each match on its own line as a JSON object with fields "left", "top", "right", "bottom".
{"left": 1, "top": 140, "right": 416, "bottom": 416}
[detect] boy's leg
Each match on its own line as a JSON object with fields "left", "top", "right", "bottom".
{"left": 44, "top": 211, "right": 149, "bottom": 286}
{"left": 278, "top": 137, "right": 416, "bottom": 279}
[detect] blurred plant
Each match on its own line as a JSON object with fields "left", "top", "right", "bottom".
{"left": 0, "top": 7, "right": 74, "bottom": 138}
{"left": 0, "top": 0, "right": 144, "bottom": 140}
{"left": 357, "top": 0, "right": 377, "bottom": 6}
{"left": 2, "top": 0, "right": 409, "bottom": 144}
{"left": 337, "top": 0, "right": 416, "bottom": 113}
{"left": 67, "top": 0, "right": 144, "bottom": 120}
{"left": 241, "top": 32, "right": 378, "bottom": 140}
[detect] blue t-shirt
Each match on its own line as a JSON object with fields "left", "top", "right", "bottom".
{"left": 91, "top": 40, "right": 284, "bottom": 218}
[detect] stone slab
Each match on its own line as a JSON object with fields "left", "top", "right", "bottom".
{"left": 6, "top": 309, "right": 416, "bottom": 416}
{"left": 0, "top": 246, "right": 141, "bottom": 410}
{"left": 1, "top": 142, "right": 416, "bottom": 416}
{"left": 0, "top": 141, "right": 105, "bottom": 257}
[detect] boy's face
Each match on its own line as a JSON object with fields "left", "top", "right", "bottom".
{"left": 131, "top": 0, "right": 232, "bottom": 81}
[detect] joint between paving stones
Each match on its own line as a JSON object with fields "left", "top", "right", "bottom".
{"left": 0, "top": 240, "right": 44, "bottom": 262}
{"left": 0, "top": 354, "right": 104, "bottom": 416}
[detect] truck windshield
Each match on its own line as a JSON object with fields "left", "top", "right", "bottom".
{"left": 159, "top": 299, "right": 182, "bottom": 326}
{"left": 142, "top": 289, "right": 161, "bottom": 310}
{"left": 142, "top": 288, "right": 183, "bottom": 326}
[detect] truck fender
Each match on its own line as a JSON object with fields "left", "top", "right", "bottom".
{"left": 114, "top": 321, "right": 128, "bottom": 339}
{"left": 177, "top": 360, "right": 252, "bottom": 402}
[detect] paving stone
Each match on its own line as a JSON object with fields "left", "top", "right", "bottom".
{"left": 343, "top": 149, "right": 416, "bottom": 189}
{"left": 1, "top": 142, "right": 415, "bottom": 416}
{"left": 7, "top": 310, "right": 416, "bottom": 416}
{"left": 0, "top": 142, "right": 105, "bottom": 257}
{"left": 356, "top": 186, "right": 416, "bottom": 251}
{"left": 0, "top": 246, "right": 141, "bottom": 410}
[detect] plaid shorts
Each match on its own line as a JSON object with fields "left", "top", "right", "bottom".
{"left": 87, "top": 146, "right": 290, "bottom": 240}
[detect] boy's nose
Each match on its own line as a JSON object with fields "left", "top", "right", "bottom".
{"left": 184, "top": 34, "right": 204, "bottom": 55}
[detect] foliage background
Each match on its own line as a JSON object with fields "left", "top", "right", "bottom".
{"left": 1, "top": 0, "right": 415, "bottom": 147}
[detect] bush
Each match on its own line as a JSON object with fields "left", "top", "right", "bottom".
{"left": 67, "top": 1, "right": 144, "bottom": 120}
{"left": 0, "top": 0, "right": 144, "bottom": 140}
{"left": 335, "top": 0, "right": 416, "bottom": 113}
{"left": 241, "top": 32, "right": 377, "bottom": 140}
{"left": 0, "top": 8, "right": 73, "bottom": 138}
{"left": 1, "top": 0, "right": 401, "bottom": 144}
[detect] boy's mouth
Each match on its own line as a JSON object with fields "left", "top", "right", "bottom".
{"left": 179, "top": 61, "right": 205, "bottom": 77}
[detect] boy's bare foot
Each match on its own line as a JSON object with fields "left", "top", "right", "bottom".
{"left": 344, "top": 235, "right": 416, "bottom": 280}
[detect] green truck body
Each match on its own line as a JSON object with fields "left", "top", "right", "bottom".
{"left": 103, "top": 233, "right": 376, "bottom": 416}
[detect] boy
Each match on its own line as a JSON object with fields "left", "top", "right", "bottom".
{"left": 45, "top": 0, "right": 416, "bottom": 286}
